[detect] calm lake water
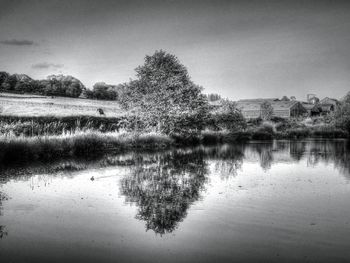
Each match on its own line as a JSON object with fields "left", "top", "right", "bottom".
{"left": 1, "top": 140, "right": 350, "bottom": 262}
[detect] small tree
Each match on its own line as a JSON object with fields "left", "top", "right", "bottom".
{"left": 261, "top": 101, "right": 273, "bottom": 121}
{"left": 91, "top": 82, "right": 118, "bottom": 100}
{"left": 208, "top": 99, "right": 246, "bottom": 132}
{"left": 335, "top": 91, "right": 350, "bottom": 133}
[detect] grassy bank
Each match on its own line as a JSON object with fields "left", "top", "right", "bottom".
{"left": 0, "top": 115, "right": 145, "bottom": 136}
{"left": 0, "top": 131, "right": 173, "bottom": 164}
{"left": 0, "top": 127, "right": 348, "bottom": 165}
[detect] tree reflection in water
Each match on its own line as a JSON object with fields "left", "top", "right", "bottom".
{"left": 204, "top": 144, "right": 245, "bottom": 179}
{"left": 120, "top": 149, "right": 208, "bottom": 235}
{"left": 119, "top": 141, "right": 350, "bottom": 234}
{"left": 247, "top": 140, "right": 350, "bottom": 179}
{"left": 306, "top": 140, "right": 350, "bottom": 179}
{"left": 120, "top": 145, "right": 247, "bottom": 234}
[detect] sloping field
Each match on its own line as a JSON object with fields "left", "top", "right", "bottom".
{"left": 0, "top": 92, "right": 124, "bottom": 117}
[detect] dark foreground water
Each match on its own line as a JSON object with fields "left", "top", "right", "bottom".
{"left": 1, "top": 140, "right": 350, "bottom": 262}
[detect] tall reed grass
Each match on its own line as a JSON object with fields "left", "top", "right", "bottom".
{"left": 0, "top": 115, "right": 130, "bottom": 136}
{"left": 0, "top": 131, "right": 173, "bottom": 164}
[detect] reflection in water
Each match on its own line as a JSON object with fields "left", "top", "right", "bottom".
{"left": 118, "top": 140, "right": 350, "bottom": 234}
{"left": 249, "top": 143, "right": 274, "bottom": 171}
{"left": 0, "top": 140, "right": 350, "bottom": 238}
{"left": 240, "top": 140, "right": 350, "bottom": 179}
{"left": 0, "top": 140, "right": 350, "bottom": 262}
{"left": 120, "top": 149, "right": 208, "bottom": 235}
{"left": 0, "top": 225, "right": 7, "bottom": 239}
{"left": 204, "top": 144, "right": 245, "bottom": 179}
{"left": 1, "top": 140, "right": 349, "bottom": 181}
{"left": 290, "top": 141, "right": 307, "bottom": 161}
{"left": 0, "top": 191, "right": 8, "bottom": 239}
{"left": 120, "top": 145, "right": 247, "bottom": 234}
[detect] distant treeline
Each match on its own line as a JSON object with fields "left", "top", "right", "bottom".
{"left": 0, "top": 72, "right": 85, "bottom": 98}
{"left": 0, "top": 71, "right": 122, "bottom": 100}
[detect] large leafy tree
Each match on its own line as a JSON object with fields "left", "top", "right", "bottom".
{"left": 119, "top": 50, "right": 209, "bottom": 134}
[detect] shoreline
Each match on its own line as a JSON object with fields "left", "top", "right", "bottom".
{"left": 0, "top": 128, "right": 348, "bottom": 166}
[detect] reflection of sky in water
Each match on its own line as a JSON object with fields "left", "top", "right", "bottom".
{"left": 0, "top": 140, "right": 350, "bottom": 262}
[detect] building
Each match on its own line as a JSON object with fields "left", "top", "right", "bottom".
{"left": 320, "top": 97, "right": 340, "bottom": 113}
{"left": 300, "top": 96, "right": 340, "bottom": 116}
{"left": 301, "top": 102, "right": 320, "bottom": 117}
{"left": 236, "top": 99, "right": 305, "bottom": 119}
{"left": 319, "top": 104, "right": 335, "bottom": 115}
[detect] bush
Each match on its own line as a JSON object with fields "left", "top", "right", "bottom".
{"left": 251, "top": 131, "right": 273, "bottom": 140}
{"left": 201, "top": 130, "right": 226, "bottom": 144}
{"left": 161, "top": 111, "right": 207, "bottom": 137}
{"left": 285, "top": 128, "right": 311, "bottom": 139}
{"left": 312, "top": 126, "right": 348, "bottom": 138}
{"left": 229, "top": 131, "right": 252, "bottom": 142}
{"left": 270, "top": 116, "right": 287, "bottom": 123}
{"left": 206, "top": 99, "right": 246, "bottom": 132}
{"left": 247, "top": 117, "right": 262, "bottom": 126}
{"left": 249, "top": 122, "right": 274, "bottom": 140}
{"left": 259, "top": 122, "right": 274, "bottom": 134}
{"left": 207, "top": 111, "right": 246, "bottom": 132}
{"left": 335, "top": 100, "right": 350, "bottom": 134}
{"left": 84, "top": 82, "right": 119, "bottom": 100}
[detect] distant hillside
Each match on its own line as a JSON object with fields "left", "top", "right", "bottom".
{"left": 0, "top": 92, "right": 124, "bottom": 117}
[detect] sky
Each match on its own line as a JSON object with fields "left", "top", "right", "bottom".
{"left": 0, "top": 0, "right": 350, "bottom": 100}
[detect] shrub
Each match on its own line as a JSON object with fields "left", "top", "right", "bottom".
{"left": 201, "top": 130, "right": 225, "bottom": 144}
{"left": 161, "top": 111, "right": 207, "bottom": 138}
{"left": 259, "top": 122, "right": 275, "bottom": 134}
{"left": 249, "top": 122, "right": 274, "bottom": 140}
{"left": 85, "top": 82, "right": 119, "bottom": 100}
{"left": 335, "top": 99, "right": 350, "bottom": 134}
{"left": 285, "top": 128, "right": 311, "bottom": 139}
{"left": 312, "top": 126, "right": 348, "bottom": 138}
{"left": 206, "top": 99, "right": 246, "bottom": 132}
{"left": 207, "top": 111, "right": 246, "bottom": 132}
{"left": 247, "top": 117, "right": 262, "bottom": 126}
{"left": 251, "top": 131, "right": 273, "bottom": 140}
